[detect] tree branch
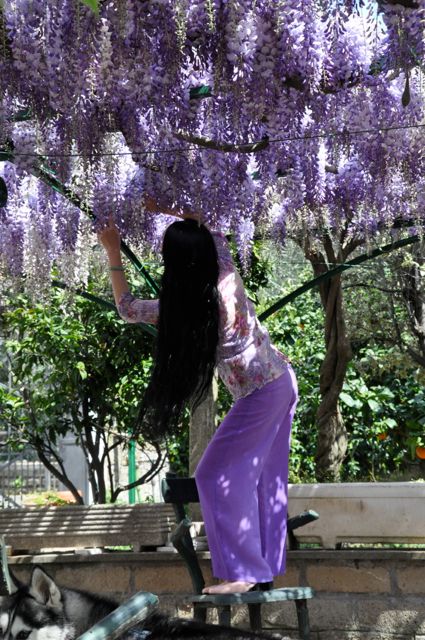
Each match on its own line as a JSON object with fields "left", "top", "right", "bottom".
{"left": 33, "top": 437, "right": 84, "bottom": 505}
{"left": 344, "top": 282, "right": 400, "bottom": 294}
{"left": 79, "top": 434, "right": 99, "bottom": 503}
{"left": 110, "top": 441, "right": 165, "bottom": 502}
{"left": 174, "top": 131, "right": 269, "bottom": 153}
{"left": 260, "top": 233, "right": 420, "bottom": 322}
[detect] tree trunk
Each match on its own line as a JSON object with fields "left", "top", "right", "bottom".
{"left": 314, "top": 271, "right": 352, "bottom": 480}
{"left": 401, "top": 247, "right": 425, "bottom": 367}
{"left": 189, "top": 379, "right": 218, "bottom": 520}
{"left": 189, "top": 377, "right": 218, "bottom": 476}
{"left": 36, "top": 446, "right": 84, "bottom": 505}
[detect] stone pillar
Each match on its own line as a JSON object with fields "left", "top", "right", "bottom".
{"left": 58, "top": 433, "right": 92, "bottom": 504}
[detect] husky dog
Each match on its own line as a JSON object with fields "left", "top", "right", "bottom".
{"left": 0, "top": 567, "right": 117, "bottom": 640}
{"left": 0, "top": 567, "right": 284, "bottom": 640}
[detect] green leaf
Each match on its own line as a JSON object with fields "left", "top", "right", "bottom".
{"left": 340, "top": 391, "right": 356, "bottom": 407}
{"left": 80, "top": 0, "right": 99, "bottom": 14}
{"left": 367, "top": 399, "right": 381, "bottom": 412}
{"left": 383, "top": 417, "right": 397, "bottom": 428}
{"left": 76, "top": 361, "right": 88, "bottom": 380}
{"left": 189, "top": 85, "right": 212, "bottom": 100}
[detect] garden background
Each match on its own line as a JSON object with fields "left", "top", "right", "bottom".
{"left": 0, "top": 0, "right": 424, "bottom": 503}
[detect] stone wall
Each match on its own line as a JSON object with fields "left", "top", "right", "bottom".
{"left": 8, "top": 549, "right": 425, "bottom": 640}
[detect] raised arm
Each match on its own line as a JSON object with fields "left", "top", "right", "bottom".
{"left": 97, "top": 217, "right": 159, "bottom": 325}
{"left": 97, "top": 196, "right": 201, "bottom": 305}
{"left": 97, "top": 217, "right": 130, "bottom": 308}
{"left": 97, "top": 198, "right": 204, "bottom": 324}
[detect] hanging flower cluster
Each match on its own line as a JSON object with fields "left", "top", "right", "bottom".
{"left": 0, "top": 0, "right": 424, "bottom": 289}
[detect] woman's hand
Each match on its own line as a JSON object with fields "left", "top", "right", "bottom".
{"left": 97, "top": 217, "right": 121, "bottom": 256}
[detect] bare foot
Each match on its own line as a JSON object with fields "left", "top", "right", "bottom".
{"left": 202, "top": 581, "right": 255, "bottom": 594}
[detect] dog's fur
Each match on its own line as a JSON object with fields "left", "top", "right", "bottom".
{"left": 0, "top": 568, "right": 284, "bottom": 640}
{"left": 0, "top": 567, "right": 117, "bottom": 640}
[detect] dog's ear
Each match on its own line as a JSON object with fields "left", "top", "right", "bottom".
{"left": 29, "top": 567, "right": 62, "bottom": 608}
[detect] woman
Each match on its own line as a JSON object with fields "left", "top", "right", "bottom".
{"left": 98, "top": 204, "right": 297, "bottom": 595}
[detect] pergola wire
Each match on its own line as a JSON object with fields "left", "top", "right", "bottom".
{"left": 6, "top": 120, "right": 425, "bottom": 159}
{"left": 1, "top": 113, "right": 423, "bottom": 324}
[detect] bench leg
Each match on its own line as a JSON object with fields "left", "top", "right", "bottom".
{"left": 217, "top": 605, "right": 231, "bottom": 627}
{"left": 193, "top": 604, "right": 207, "bottom": 623}
{"left": 295, "top": 599, "right": 311, "bottom": 640}
{"left": 248, "top": 603, "right": 262, "bottom": 631}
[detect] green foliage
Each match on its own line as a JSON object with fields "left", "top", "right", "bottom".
{"left": 167, "top": 428, "right": 189, "bottom": 476}
{"left": 342, "top": 249, "right": 425, "bottom": 479}
{"left": 264, "top": 289, "right": 324, "bottom": 482}
{"left": 0, "top": 279, "right": 161, "bottom": 502}
{"left": 265, "top": 292, "right": 424, "bottom": 482}
{"left": 218, "top": 241, "right": 425, "bottom": 483}
{"left": 1, "top": 291, "right": 153, "bottom": 440}
{"left": 340, "top": 349, "right": 425, "bottom": 480}
{"left": 80, "top": 0, "right": 99, "bottom": 14}
{"left": 1, "top": 238, "right": 423, "bottom": 490}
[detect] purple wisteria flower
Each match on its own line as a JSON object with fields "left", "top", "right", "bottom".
{"left": 0, "top": 0, "right": 424, "bottom": 288}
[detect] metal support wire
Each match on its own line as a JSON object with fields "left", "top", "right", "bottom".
{"left": 1, "top": 148, "right": 422, "bottom": 324}
{"left": 259, "top": 234, "right": 421, "bottom": 321}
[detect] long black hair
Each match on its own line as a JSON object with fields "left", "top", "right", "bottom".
{"left": 135, "top": 218, "right": 220, "bottom": 440}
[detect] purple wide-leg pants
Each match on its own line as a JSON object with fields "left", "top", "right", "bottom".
{"left": 195, "top": 365, "right": 298, "bottom": 583}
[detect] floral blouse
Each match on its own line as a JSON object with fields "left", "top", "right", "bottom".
{"left": 117, "top": 231, "right": 290, "bottom": 400}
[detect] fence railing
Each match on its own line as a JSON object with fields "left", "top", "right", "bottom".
{"left": 0, "top": 431, "right": 168, "bottom": 507}
{"left": 0, "top": 436, "right": 59, "bottom": 507}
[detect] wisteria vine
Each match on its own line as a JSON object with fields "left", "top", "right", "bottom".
{"left": 0, "top": 0, "right": 425, "bottom": 291}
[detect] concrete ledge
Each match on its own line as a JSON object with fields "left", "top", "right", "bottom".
{"left": 8, "top": 549, "right": 425, "bottom": 639}
{"left": 288, "top": 482, "right": 425, "bottom": 548}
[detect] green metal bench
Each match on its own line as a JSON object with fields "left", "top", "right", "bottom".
{"left": 161, "top": 475, "right": 318, "bottom": 639}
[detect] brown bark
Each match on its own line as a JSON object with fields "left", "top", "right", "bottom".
{"left": 189, "top": 378, "right": 218, "bottom": 476}
{"left": 315, "top": 273, "right": 352, "bottom": 479}
{"left": 189, "top": 380, "right": 218, "bottom": 520}
{"left": 401, "top": 250, "right": 425, "bottom": 367}
{"left": 305, "top": 239, "right": 353, "bottom": 481}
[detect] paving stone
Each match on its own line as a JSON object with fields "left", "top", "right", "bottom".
{"left": 351, "top": 596, "right": 424, "bottom": 634}
{"left": 317, "top": 633, "right": 412, "bottom": 640}
{"left": 307, "top": 563, "right": 390, "bottom": 593}
{"left": 396, "top": 566, "right": 425, "bottom": 594}
{"left": 50, "top": 563, "right": 131, "bottom": 597}
{"left": 132, "top": 563, "right": 193, "bottom": 593}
